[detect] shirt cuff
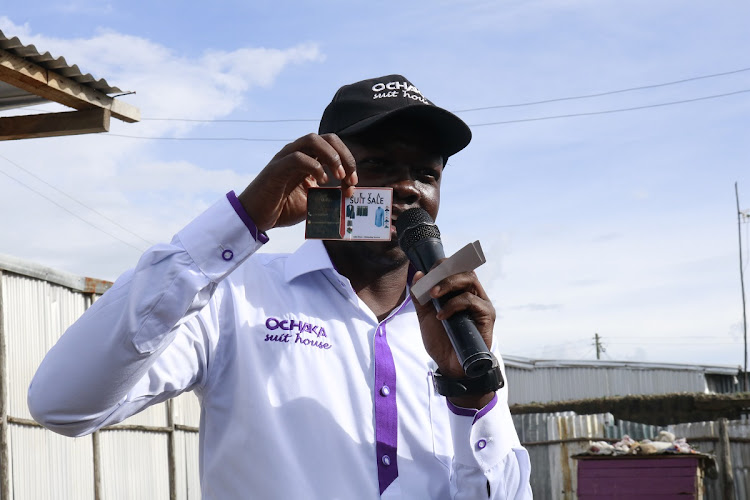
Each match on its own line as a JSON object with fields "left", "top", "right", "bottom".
{"left": 448, "top": 396, "right": 520, "bottom": 471}
{"left": 447, "top": 394, "right": 498, "bottom": 424}
{"left": 177, "top": 195, "right": 265, "bottom": 282}
{"left": 226, "top": 191, "right": 269, "bottom": 244}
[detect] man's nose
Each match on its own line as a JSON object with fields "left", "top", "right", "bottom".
{"left": 391, "top": 178, "right": 420, "bottom": 206}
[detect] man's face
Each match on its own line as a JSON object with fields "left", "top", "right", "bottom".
{"left": 342, "top": 123, "right": 444, "bottom": 242}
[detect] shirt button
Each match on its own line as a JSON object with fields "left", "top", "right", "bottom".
{"left": 477, "top": 439, "right": 487, "bottom": 450}
{"left": 222, "top": 249, "right": 234, "bottom": 261}
{"left": 381, "top": 455, "right": 391, "bottom": 466}
{"left": 380, "top": 385, "right": 390, "bottom": 397}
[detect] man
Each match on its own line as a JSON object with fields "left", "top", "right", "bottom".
{"left": 29, "top": 75, "right": 532, "bottom": 499}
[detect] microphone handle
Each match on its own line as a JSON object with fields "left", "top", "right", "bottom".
{"left": 432, "top": 294, "right": 495, "bottom": 378}
{"left": 406, "top": 239, "right": 495, "bottom": 377}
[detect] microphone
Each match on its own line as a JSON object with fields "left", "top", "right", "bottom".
{"left": 395, "top": 208, "right": 495, "bottom": 377}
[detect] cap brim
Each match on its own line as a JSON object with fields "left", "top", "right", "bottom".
{"left": 336, "top": 105, "right": 472, "bottom": 158}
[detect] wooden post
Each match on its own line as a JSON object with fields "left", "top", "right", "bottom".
{"left": 92, "top": 431, "right": 102, "bottom": 500}
{"left": 718, "top": 418, "right": 735, "bottom": 500}
{"left": 0, "top": 270, "right": 10, "bottom": 500}
{"left": 84, "top": 294, "right": 103, "bottom": 500}
{"left": 167, "top": 399, "right": 177, "bottom": 500}
{"left": 735, "top": 183, "right": 748, "bottom": 391}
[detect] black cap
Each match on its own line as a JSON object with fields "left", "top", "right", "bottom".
{"left": 319, "top": 74, "right": 472, "bottom": 157}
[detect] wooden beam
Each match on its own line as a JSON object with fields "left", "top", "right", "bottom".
{"left": 0, "top": 108, "right": 110, "bottom": 140}
{"left": 0, "top": 48, "right": 139, "bottom": 123}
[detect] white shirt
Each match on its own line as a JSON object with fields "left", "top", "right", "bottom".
{"left": 28, "top": 193, "right": 532, "bottom": 499}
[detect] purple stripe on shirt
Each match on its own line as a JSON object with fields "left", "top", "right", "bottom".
{"left": 446, "top": 393, "right": 498, "bottom": 424}
{"left": 374, "top": 322, "right": 398, "bottom": 494}
{"left": 371, "top": 296, "right": 413, "bottom": 495}
{"left": 226, "top": 191, "right": 269, "bottom": 244}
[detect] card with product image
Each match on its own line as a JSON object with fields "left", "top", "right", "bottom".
{"left": 305, "top": 187, "right": 393, "bottom": 241}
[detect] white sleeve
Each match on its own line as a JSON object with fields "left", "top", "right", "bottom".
{"left": 27, "top": 195, "right": 264, "bottom": 437}
{"left": 448, "top": 357, "right": 533, "bottom": 499}
{"left": 448, "top": 400, "right": 532, "bottom": 499}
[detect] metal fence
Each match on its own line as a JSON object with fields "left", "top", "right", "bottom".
{"left": 3, "top": 255, "right": 747, "bottom": 499}
{"left": 0, "top": 263, "right": 201, "bottom": 500}
{"left": 513, "top": 412, "right": 749, "bottom": 500}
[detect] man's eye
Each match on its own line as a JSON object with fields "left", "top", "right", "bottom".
{"left": 359, "top": 158, "right": 385, "bottom": 168}
{"left": 420, "top": 168, "right": 440, "bottom": 180}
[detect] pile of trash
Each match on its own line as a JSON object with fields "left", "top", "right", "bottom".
{"left": 586, "top": 431, "right": 697, "bottom": 456}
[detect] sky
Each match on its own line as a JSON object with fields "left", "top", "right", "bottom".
{"left": 1, "top": 1, "right": 749, "bottom": 368}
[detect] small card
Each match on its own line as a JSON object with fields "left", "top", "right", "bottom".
{"left": 410, "top": 241, "right": 487, "bottom": 305}
{"left": 306, "top": 187, "right": 393, "bottom": 241}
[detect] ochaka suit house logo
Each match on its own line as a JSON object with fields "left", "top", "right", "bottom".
{"left": 263, "top": 317, "right": 332, "bottom": 350}
{"left": 371, "top": 80, "right": 433, "bottom": 105}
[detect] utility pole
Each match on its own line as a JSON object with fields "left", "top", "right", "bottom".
{"left": 594, "top": 333, "right": 606, "bottom": 360}
{"left": 736, "top": 182, "right": 748, "bottom": 391}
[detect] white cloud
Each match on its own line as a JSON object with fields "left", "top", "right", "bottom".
{"left": 0, "top": 19, "right": 324, "bottom": 279}
{"left": 0, "top": 20, "right": 323, "bottom": 136}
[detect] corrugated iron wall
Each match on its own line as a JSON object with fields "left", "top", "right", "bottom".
{"left": 0, "top": 269, "right": 200, "bottom": 499}
{"left": 669, "top": 419, "right": 750, "bottom": 500}
{"left": 3, "top": 263, "right": 747, "bottom": 499}
{"left": 513, "top": 412, "right": 611, "bottom": 499}
{"left": 513, "top": 412, "right": 749, "bottom": 500}
{"left": 505, "top": 365, "right": 709, "bottom": 405}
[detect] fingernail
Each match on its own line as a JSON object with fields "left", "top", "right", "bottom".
{"left": 431, "top": 286, "right": 441, "bottom": 296}
{"left": 336, "top": 165, "right": 345, "bottom": 179}
{"left": 349, "top": 172, "right": 358, "bottom": 185}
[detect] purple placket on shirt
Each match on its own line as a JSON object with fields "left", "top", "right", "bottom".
{"left": 373, "top": 297, "right": 412, "bottom": 495}
{"left": 374, "top": 322, "right": 398, "bottom": 494}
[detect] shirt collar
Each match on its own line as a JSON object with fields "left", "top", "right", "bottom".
{"left": 284, "top": 240, "right": 417, "bottom": 298}
{"left": 284, "top": 239, "right": 337, "bottom": 282}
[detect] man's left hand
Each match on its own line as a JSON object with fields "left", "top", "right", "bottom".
{"left": 411, "top": 267, "right": 497, "bottom": 409}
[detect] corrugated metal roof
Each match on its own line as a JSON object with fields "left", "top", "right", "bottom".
{"left": 0, "top": 29, "right": 123, "bottom": 95}
{"left": 0, "top": 253, "right": 112, "bottom": 294}
{"left": 505, "top": 365, "right": 715, "bottom": 405}
{"left": 504, "top": 353, "right": 739, "bottom": 376}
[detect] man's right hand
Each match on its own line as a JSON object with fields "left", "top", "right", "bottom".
{"left": 238, "top": 133, "right": 358, "bottom": 233}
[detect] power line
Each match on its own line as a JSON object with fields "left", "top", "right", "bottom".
{"left": 607, "top": 335, "right": 736, "bottom": 340}
{"left": 0, "top": 161, "right": 148, "bottom": 253}
{"left": 0, "top": 153, "right": 154, "bottom": 247}
{"left": 453, "top": 66, "right": 750, "bottom": 112}
{"left": 142, "top": 117, "right": 317, "bottom": 123}
{"left": 469, "top": 89, "right": 750, "bottom": 127}
{"left": 607, "top": 341, "right": 740, "bottom": 345}
{"left": 99, "top": 89, "right": 750, "bottom": 142}
{"left": 106, "top": 134, "right": 291, "bottom": 142}
{"left": 135, "top": 66, "right": 750, "bottom": 123}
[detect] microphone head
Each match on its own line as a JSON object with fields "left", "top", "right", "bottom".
{"left": 395, "top": 208, "right": 441, "bottom": 253}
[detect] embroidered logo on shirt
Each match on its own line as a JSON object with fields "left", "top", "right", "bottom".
{"left": 263, "top": 317, "right": 332, "bottom": 350}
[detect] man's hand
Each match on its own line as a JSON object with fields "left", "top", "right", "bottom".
{"left": 238, "top": 133, "right": 358, "bottom": 233}
{"left": 411, "top": 267, "right": 497, "bottom": 408}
